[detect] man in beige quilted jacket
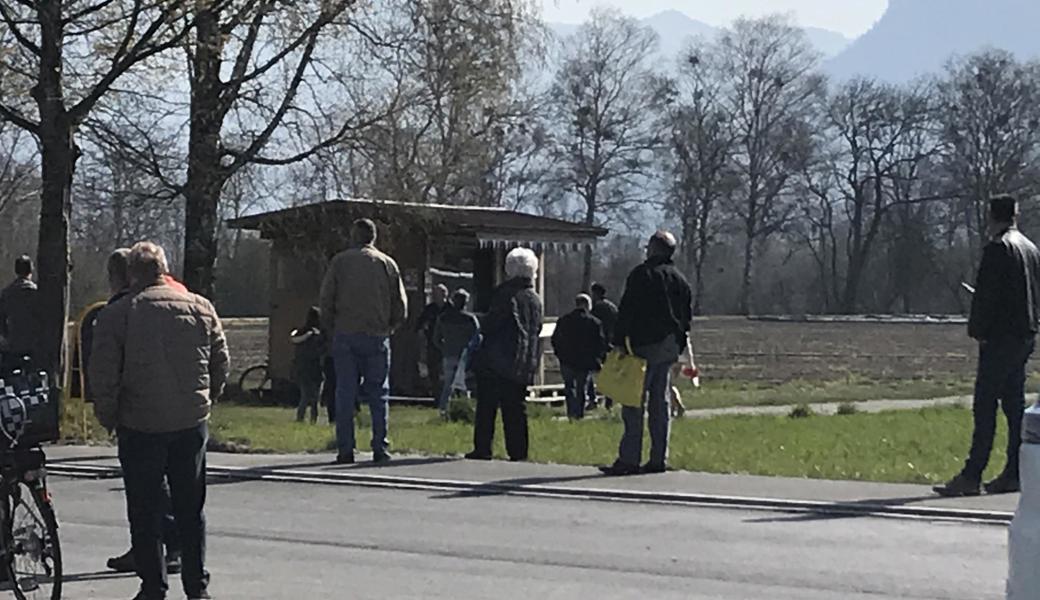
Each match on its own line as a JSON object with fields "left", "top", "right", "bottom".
{"left": 91, "top": 241, "right": 229, "bottom": 600}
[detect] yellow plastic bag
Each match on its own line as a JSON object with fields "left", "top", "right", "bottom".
{"left": 598, "top": 342, "right": 646, "bottom": 408}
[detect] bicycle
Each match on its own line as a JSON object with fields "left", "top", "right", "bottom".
{"left": 238, "top": 361, "right": 272, "bottom": 403}
{"left": 0, "top": 448, "right": 61, "bottom": 599}
{"left": 0, "top": 357, "right": 62, "bottom": 599}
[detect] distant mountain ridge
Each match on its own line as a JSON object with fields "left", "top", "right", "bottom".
{"left": 826, "top": 0, "right": 1040, "bottom": 81}
{"left": 549, "top": 10, "right": 852, "bottom": 64}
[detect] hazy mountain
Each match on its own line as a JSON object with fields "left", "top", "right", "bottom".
{"left": 549, "top": 10, "right": 851, "bottom": 65}
{"left": 827, "top": 0, "right": 1040, "bottom": 81}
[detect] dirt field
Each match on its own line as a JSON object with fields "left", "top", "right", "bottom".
{"left": 223, "top": 317, "right": 1005, "bottom": 384}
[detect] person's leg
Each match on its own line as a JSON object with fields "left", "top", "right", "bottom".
{"left": 300, "top": 380, "right": 320, "bottom": 424}
{"left": 323, "top": 357, "right": 337, "bottom": 424}
{"left": 585, "top": 375, "right": 599, "bottom": 410}
{"left": 295, "top": 381, "right": 309, "bottom": 422}
{"left": 359, "top": 335, "right": 391, "bottom": 456}
{"left": 472, "top": 374, "right": 499, "bottom": 457}
{"left": 575, "top": 370, "right": 591, "bottom": 420}
{"left": 332, "top": 334, "right": 360, "bottom": 458}
{"left": 500, "top": 379, "right": 529, "bottom": 461}
{"left": 428, "top": 343, "right": 443, "bottom": 401}
{"left": 160, "top": 479, "right": 180, "bottom": 560}
{"left": 646, "top": 362, "right": 673, "bottom": 468}
{"left": 560, "top": 365, "right": 579, "bottom": 419}
{"left": 963, "top": 343, "right": 1006, "bottom": 482}
{"left": 119, "top": 429, "right": 170, "bottom": 599}
{"left": 616, "top": 401, "right": 645, "bottom": 468}
{"left": 1000, "top": 338, "right": 1035, "bottom": 481}
{"left": 439, "top": 357, "right": 459, "bottom": 413}
{"left": 166, "top": 423, "right": 209, "bottom": 599}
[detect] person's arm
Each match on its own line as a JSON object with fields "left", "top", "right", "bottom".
{"left": 969, "top": 243, "right": 1005, "bottom": 341}
{"left": 205, "top": 299, "right": 231, "bottom": 401}
{"left": 319, "top": 257, "right": 338, "bottom": 335}
{"left": 89, "top": 305, "right": 124, "bottom": 432}
{"left": 387, "top": 258, "right": 408, "bottom": 332}
{"left": 0, "top": 289, "right": 8, "bottom": 340}
{"left": 613, "top": 271, "right": 641, "bottom": 348}
{"left": 431, "top": 316, "right": 445, "bottom": 351}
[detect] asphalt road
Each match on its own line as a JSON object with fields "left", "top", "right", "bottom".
{"left": 51, "top": 475, "right": 1007, "bottom": 599}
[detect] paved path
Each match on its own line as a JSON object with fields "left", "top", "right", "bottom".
{"left": 52, "top": 470, "right": 1007, "bottom": 599}
{"left": 681, "top": 395, "right": 971, "bottom": 418}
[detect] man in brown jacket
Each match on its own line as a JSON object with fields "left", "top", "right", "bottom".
{"left": 320, "top": 218, "right": 408, "bottom": 464}
{"left": 91, "top": 242, "right": 229, "bottom": 600}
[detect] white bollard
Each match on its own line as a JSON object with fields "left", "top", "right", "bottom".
{"left": 1007, "top": 404, "right": 1040, "bottom": 599}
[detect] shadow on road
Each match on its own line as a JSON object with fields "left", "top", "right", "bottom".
{"left": 63, "top": 570, "right": 135, "bottom": 583}
{"left": 742, "top": 494, "right": 946, "bottom": 524}
{"left": 431, "top": 474, "right": 606, "bottom": 500}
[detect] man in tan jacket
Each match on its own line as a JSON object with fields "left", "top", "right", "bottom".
{"left": 320, "top": 218, "right": 407, "bottom": 464}
{"left": 91, "top": 242, "right": 229, "bottom": 600}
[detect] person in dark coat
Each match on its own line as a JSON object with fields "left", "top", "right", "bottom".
{"left": 466, "top": 248, "right": 544, "bottom": 462}
{"left": 552, "top": 294, "right": 607, "bottom": 420}
{"left": 935, "top": 195, "right": 1040, "bottom": 497}
{"left": 0, "top": 255, "right": 40, "bottom": 371}
{"left": 291, "top": 307, "right": 325, "bottom": 424}
{"left": 590, "top": 283, "right": 618, "bottom": 342}
{"left": 433, "top": 289, "right": 480, "bottom": 416}
{"left": 417, "top": 284, "right": 449, "bottom": 399}
{"left": 600, "top": 231, "right": 693, "bottom": 476}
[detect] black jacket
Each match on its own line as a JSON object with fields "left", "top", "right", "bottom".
{"left": 591, "top": 299, "right": 618, "bottom": 342}
{"left": 551, "top": 308, "right": 607, "bottom": 372}
{"left": 969, "top": 227, "right": 1040, "bottom": 341}
{"left": 434, "top": 307, "right": 480, "bottom": 361}
{"left": 614, "top": 256, "right": 693, "bottom": 349}
{"left": 476, "top": 277, "right": 544, "bottom": 385}
{"left": 0, "top": 278, "right": 39, "bottom": 358}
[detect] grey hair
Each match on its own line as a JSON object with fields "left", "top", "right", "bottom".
{"left": 128, "top": 241, "right": 169, "bottom": 283}
{"left": 505, "top": 247, "right": 538, "bottom": 280}
{"left": 575, "top": 293, "right": 592, "bottom": 310}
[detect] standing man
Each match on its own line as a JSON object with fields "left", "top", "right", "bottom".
{"left": 91, "top": 242, "right": 229, "bottom": 600}
{"left": 417, "top": 284, "right": 449, "bottom": 399}
{"left": 432, "top": 289, "right": 480, "bottom": 417}
{"left": 466, "top": 248, "right": 544, "bottom": 462}
{"left": 0, "top": 255, "right": 40, "bottom": 370}
{"left": 98, "top": 249, "right": 183, "bottom": 577}
{"left": 935, "top": 195, "right": 1040, "bottom": 497}
{"left": 600, "top": 231, "right": 692, "bottom": 476}
{"left": 588, "top": 283, "right": 619, "bottom": 409}
{"left": 551, "top": 294, "right": 607, "bottom": 420}
{"left": 320, "top": 219, "right": 408, "bottom": 465}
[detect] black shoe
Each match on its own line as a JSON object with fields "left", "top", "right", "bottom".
{"left": 131, "top": 592, "right": 164, "bottom": 600}
{"left": 933, "top": 474, "right": 981, "bottom": 497}
{"left": 187, "top": 593, "right": 212, "bottom": 600}
{"left": 335, "top": 453, "right": 355, "bottom": 465}
{"left": 464, "top": 451, "right": 492, "bottom": 461}
{"left": 372, "top": 451, "right": 393, "bottom": 464}
{"left": 641, "top": 462, "right": 667, "bottom": 474}
{"left": 985, "top": 474, "right": 1021, "bottom": 495}
{"left": 509, "top": 456, "right": 527, "bottom": 462}
{"left": 165, "top": 551, "right": 182, "bottom": 574}
{"left": 598, "top": 461, "right": 641, "bottom": 476}
{"left": 107, "top": 549, "right": 135, "bottom": 573}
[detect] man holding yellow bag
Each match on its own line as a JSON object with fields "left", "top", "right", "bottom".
{"left": 599, "top": 231, "right": 693, "bottom": 476}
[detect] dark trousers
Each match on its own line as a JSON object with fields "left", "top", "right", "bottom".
{"left": 560, "top": 365, "right": 592, "bottom": 420}
{"left": 322, "top": 356, "right": 337, "bottom": 423}
{"left": 119, "top": 424, "right": 209, "bottom": 599}
{"left": 963, "top": 337, "right": 1035, "bottom": 482}
{"left": 428, "top": 343, "right": 443, "bottom": 399}
{"left": 474, "top": 372, "right": 529, "bottom": 460}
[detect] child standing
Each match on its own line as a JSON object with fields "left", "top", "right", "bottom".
{"left": 291, "top": 307, "right": 325, "bottom": 424}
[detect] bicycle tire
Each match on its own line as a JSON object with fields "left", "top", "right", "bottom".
{"left": 8, "top": 482, "right": 61, "bottom": 600}
{"left": 238, "top": 364, "right": 271, "bottom": 400}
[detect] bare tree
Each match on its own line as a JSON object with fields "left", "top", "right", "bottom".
{"left": 659, "top": 44, "right": 738, "bottom": 314}
{"left": 715, "top": 16, "right": 823, "bottom": 314}
{"left": 938, "top": 50, "right": 1040, "bottom": 256}
{"left": 800, "top": 78, "right": 939, "bottom": 313}
{"left": 0, "top": 0, "right": 193, "bottom": 375}
{"left": 547, "top": 8, "right": 665, "bottom": 289}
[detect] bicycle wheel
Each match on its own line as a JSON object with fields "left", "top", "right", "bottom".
{"left": 238, "top": 364, "right": 271, "bottom": 402}
{"left": 8, "top": 481, "right": 61, "bottom": 600}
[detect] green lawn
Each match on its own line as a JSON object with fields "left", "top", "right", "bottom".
{"left": 202, "top": 401, "right": 1001, "bottom": 486}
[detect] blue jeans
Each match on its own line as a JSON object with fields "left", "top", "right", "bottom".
{"left": 333, "top": 333, "right": 390, "bottom": 456}
{"left": 560, "top": 365, "right": 592, "bottom": 420}
{"left": 618, "top": 361, "right": 672, "bottom": 467}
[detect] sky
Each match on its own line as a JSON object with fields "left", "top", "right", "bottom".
{"left": 540, "top": 0, "right": 890, "bottom": 38}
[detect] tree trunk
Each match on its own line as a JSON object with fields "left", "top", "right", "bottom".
{"left": 33, "top": 1, "right": 75, "bottom": 382}
{"left": 582, "top": 244, "right": 593, "bottom": 292}
{"left": 739, "top": 230, "right": 754, "bottom": 315}
{"left": 182, "top": 3, "right": 226, "bottom": 297}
